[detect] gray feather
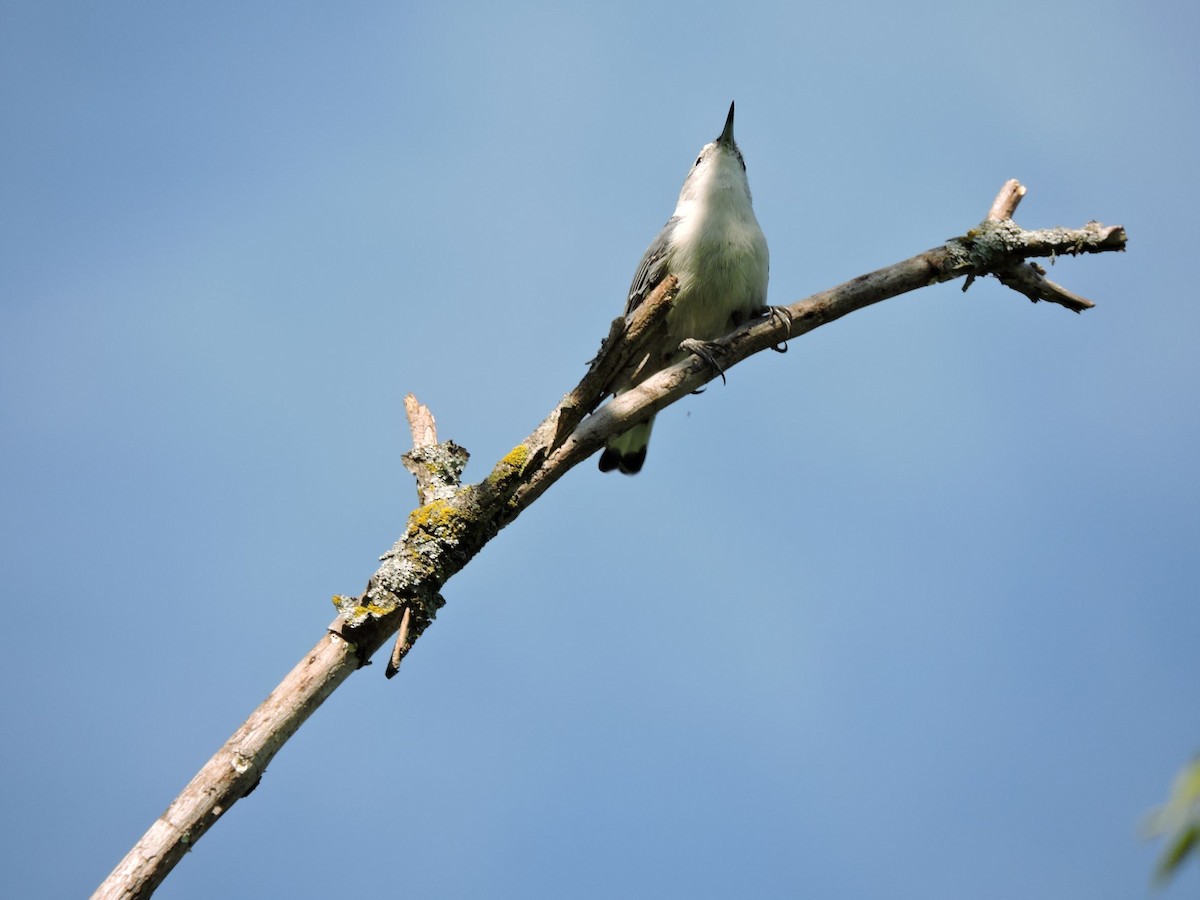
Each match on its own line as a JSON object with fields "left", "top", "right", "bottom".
{"left": 624, "top": 217, "right": 678, "bottom": 317}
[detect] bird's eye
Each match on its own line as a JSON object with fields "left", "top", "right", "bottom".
{"left": 694, "top": 155, "right": 703, "bottom": 167}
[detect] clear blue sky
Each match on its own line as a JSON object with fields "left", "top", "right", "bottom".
{"left": 2, "top": 2, "right": 1198, "bottom": 897}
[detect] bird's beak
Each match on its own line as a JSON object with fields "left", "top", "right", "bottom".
{"left": 717, "top": 101, "right": 736, "bottom": 146}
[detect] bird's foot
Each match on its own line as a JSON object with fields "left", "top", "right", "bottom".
{"left": 679, "top": 338, "right": 729, "bottom": 388}
{"left": 754, "top": 305, "right": 793, "bottom": 353}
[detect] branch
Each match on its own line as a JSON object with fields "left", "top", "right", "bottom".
{"left": 969, "top": 177, "right": 1116, "bottom": 312}
{"left": 92, "top": 180, "right": 1125, "bottom": 899}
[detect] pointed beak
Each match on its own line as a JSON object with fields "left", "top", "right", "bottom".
{"left": 717, "top": 101, "right": 736, "bottom": 146}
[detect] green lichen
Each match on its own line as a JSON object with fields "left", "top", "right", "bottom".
{"left": 408, "top": 498, "right": 460, "bottom": 533}
{"left": 335, "top": 594, "right": 403, "bottom": 626}
{"left": 485, "top": 444, "right": 531, "bottom": 491}
{"left": 501, "top": 444, "right": 529, "bottom": 469}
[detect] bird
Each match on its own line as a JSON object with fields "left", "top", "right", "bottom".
{"left": 598, "top": 101, "right": 770, "bottom": 475}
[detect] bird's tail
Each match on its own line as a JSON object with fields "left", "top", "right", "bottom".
{"left": 598, "top": 416, "right": 655, "bottom": 475}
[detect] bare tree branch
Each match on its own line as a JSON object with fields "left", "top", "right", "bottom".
{"left": 971, "top": 178, "right": 1113, "bottom": 313}
{"left": 92, "top": 181, "right": 1126, "bottom": 899}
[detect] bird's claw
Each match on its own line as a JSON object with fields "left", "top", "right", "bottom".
{"left": 755, "top": 305, "right": 792, "bottom": 353}
{"left": 679, "top": 338, "right": 729, "bottom": 387}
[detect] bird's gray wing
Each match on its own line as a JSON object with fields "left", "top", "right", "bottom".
{"left": 624, "top": 217, "right": 678, "bottom": 318}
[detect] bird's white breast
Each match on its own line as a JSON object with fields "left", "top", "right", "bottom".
{"left": 666, "top": 186, "right": 769, "bottom": 342}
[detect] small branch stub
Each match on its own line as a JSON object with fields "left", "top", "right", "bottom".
{"left": 988, "top": 178, "right": 1027, "bottom": 221}
{"left": 401, "top": 393, "right": 469, "bottom": 505}
{"left": 385, "top": 606, "right": 412, "bottom": 678}
{"left": 404, "top": 393, "right": 438, "bottom": 449}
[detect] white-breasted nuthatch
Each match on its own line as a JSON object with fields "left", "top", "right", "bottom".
{"left": 599, "top": 101, "right": 770, "bottom": 475}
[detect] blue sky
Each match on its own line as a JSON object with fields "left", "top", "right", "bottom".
{"left": 3, "top": 2, "right": 1198, "bottom": 897}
